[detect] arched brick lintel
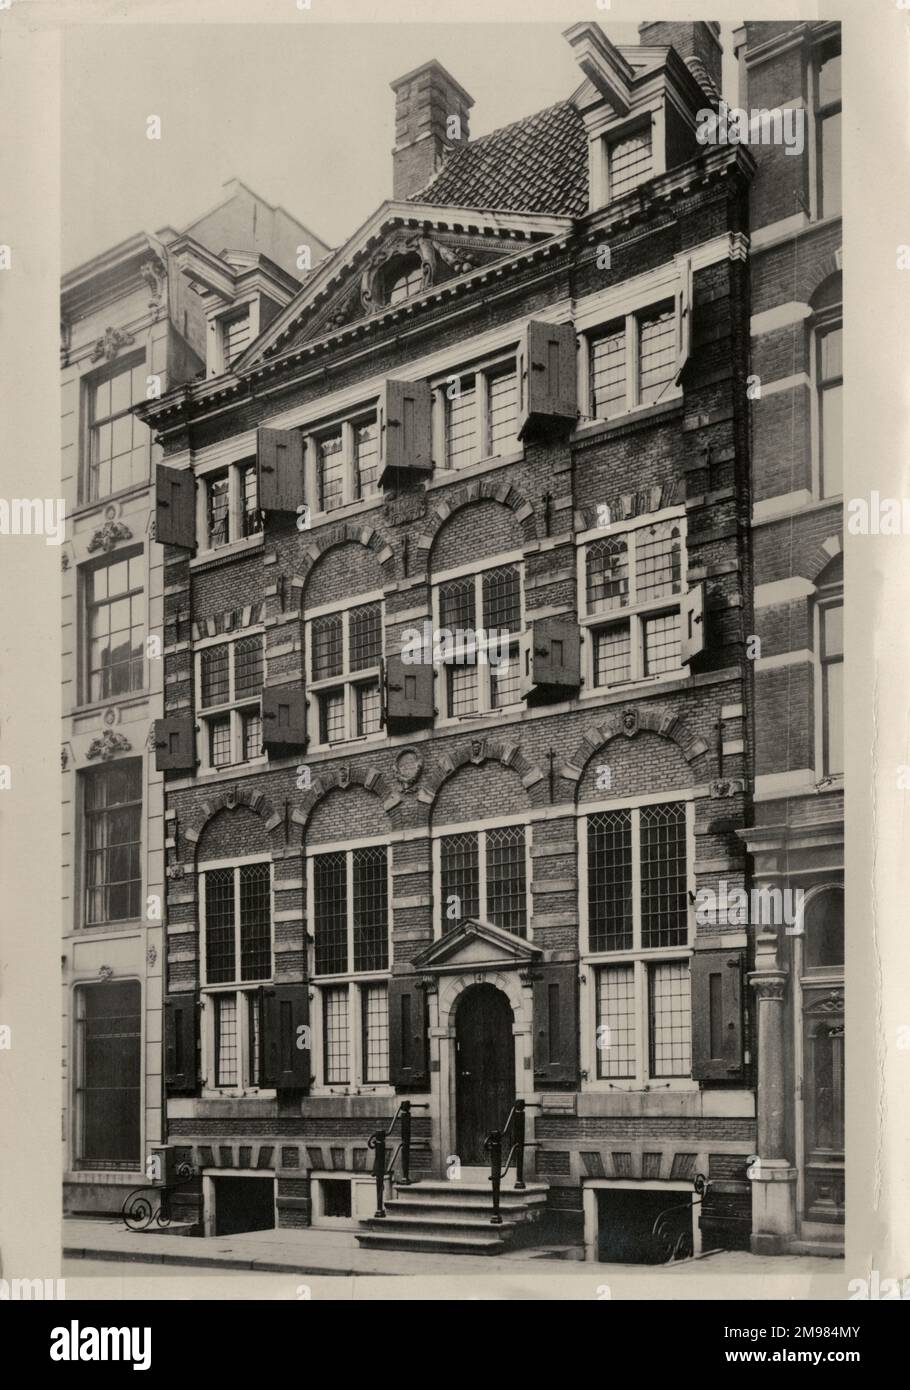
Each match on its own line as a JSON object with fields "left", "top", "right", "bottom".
{"left": 291, "top": 764, "right": 404, "bottom": 836}
{"left": 420, "top": 738, "right": 549, "bottom": 819}
{"left": 290, "top": 522, "right": 396, "bottom": 595}
{"left": 803, "top": 251, "right": 842, "bottom": 307}
{"left": 183, "top": 785, "right": 282, "bottom": 854}
{"left": 417, "top": 483, "right": 538, "bottom": 576}
{"left": 562, "top": 706, "right": 710, "bottom": 794}
{"left": 804, "top": 533, "right": 842, "bottom": 586}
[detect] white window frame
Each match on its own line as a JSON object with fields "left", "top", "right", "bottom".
{"left": 808, "top": 38, "right": 841, "bottom": 225}
{"left": 578, "top": 792, "right": 696, "bottom": 1092}
{"left": 305, "top": 591, "right": 384, "bottom": 750}
{"left": 604, "top": 118, "right": 655, "bottom": 203}
{"left": 199, "top": 853, "right": 275, "bottom": 1099}
{"left": 307, "top": 836, "right": 393, "bottom": 1097}
{"left": 195, "top": 629, "right": 266, "bottom": 772}
{"left": 578, "top": 508, "right": 687, "bottom": 693}
{"left": 306, "top": 408, "right": 381, "bottom": 517}
{"left": 813, "top": 591, "right": 843, "bottom": 782}
{"left": 810, "top": 308, "right": 843, "bottom": 501}
{"left": 432, "top": 811, "right": 533, "bottom": 939}
{"left": 588, "top": 106, "right": 665, "bottom": 212}
{"left": 580, "top": 297, "right": 680, "bottom": 425}
{"left": 432, "top": 551, "right": 525, "bottom": 724}
{"left": 195, "top": 457, "right": 261, "bottom": 554}
{"left": 432, "top": 350, "right": 521, "bottom": 473}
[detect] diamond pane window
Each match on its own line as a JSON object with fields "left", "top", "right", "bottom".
{"left": 349, "top": 604, "right": 381, "bottom": 671}
{"left": 201, "top": 646, "right": 230, "bottom": 708}
{"left": 204, "top": 863, "right": 272, "bottom": 986}
{"left": 353, "top": 847, "right": 389, "bottom": 972}
{"left": 234, "top": 635, "right": 264, "bottom": 700}
{"left": 314, "top": 851, "right": 348, "bottom": 975}
{"left": 639, "top": 803, "right": 688, "bottom": 948}
{"left": 439, "top": 576, "right": 476, "bottom": 631}
{"left": 587, "top": 810, "right": 633, "bottom": 952}
{"left": 205, "top": 868, "right": 237, "bottom": 983}
{"left": 440, "top": 832, "right": 480, "bottom": 925}
{"left": 312, "top": 614, "right": 344, "bottom": 680}
{"left": 586, "top": 537, "right": 629, "bottom": 614}
{"left": 635, "top": 521, "right": 682, "bottom": 602}
{"left": 481, "top": 564, "right": 521, "bottom": 632}
{"left": 485, "top": 826, "right": 527, "bottom": 935}
{"left": 239, "top": 863, "right": 272, "bottom": 981}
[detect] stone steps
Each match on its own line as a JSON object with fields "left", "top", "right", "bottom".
{"left": 356, "top": 1178, "right": 549, "bottom": 1256}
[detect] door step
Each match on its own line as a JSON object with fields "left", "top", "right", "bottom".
{"left": 357, "top": 1179, "right": 549, "bottom": 1256}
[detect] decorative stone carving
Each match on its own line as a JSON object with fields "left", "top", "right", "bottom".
{"left": 61, "top": 550, "right": 71, "bottom": 571}
{"left": 469, "top": 738, "right": 487, "bottom": 765}
{"left": 166, "top": 863, "right": 184, "bottom": 880}
{"left": 711, "top": 777, "right": 745, "bottom": 798}
{"left": 98, "top": 965, "right": 114, "bottom": 982}
{"left": 434, "top": 240, "right": 478, "bottom": 276}
{"left": 146, "top": 943, "right": 158, "bottom": 967}
{"left": 145, "top": 724, "right": 159, "bottom": 753}
{"left": 86, "top": 729, "right": 132, "bottom": 761}
{"left": 338, "top": 765, "right": 351, "bottom": 789}
{"left": 394, "top": 748, "right": 423, "bottom": 791}
{"left": 620, "top": 707, "right": 639, "bottom": 738}
{"left": 60, "top": 317, "right": 72, "bottom": 367}
{"left": 102, "top": 706, "right": 120, "bottom": 728}
{"left": 383, "top": 491, "right": 427, "bottom": 526}
{"left": 140, "top": 254, "right": 166, "bottom": 307}
{"left": 61, "top": 745, "right": 69, "bottom": 771}
{"left": 88, "top": 519, "right": 133, "bottom": 554}
{"left": 91, "top": 326, "right": 135, "bottom": 363}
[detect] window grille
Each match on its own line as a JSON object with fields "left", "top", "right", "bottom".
{"left": 587, "top": 810, "right": 633, "bottom": 952}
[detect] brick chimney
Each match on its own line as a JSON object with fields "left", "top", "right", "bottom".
{"left": 638, "top": 21, "right": 723, "bottom": 100}
{"left": 390, "top": 60, "right": 474, "bottom": 201}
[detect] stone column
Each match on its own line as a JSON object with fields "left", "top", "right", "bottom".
{"left": 748, "top": 929, "right": 798, "bottom": 1253}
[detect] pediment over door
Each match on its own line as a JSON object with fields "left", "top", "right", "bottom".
{"left": 411, "top": 917, "right": 542, "bottom": 975}
{"left": 234, "top": 200, "right": 574, "bottom": 367}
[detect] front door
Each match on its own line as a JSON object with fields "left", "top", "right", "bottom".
{"left": 455, "top": 984, "right": 515, "bottom": 1164}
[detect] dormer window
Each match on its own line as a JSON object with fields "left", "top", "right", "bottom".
{"left": 385, "top": 254, "right": 424, "bottom": 305}
{"left": 607, "top": 126, "right": 653, "bottom": 199}
{"left": 222, "top": 310, "right": 251, "bottom": 366}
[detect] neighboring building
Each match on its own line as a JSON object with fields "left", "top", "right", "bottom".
{"left": 734, "top": 20, "right": 844, "bottom": 1255}
{"left": 140, "top": 19, "right": 773, "bottom": 1261}
{"left": 60, "top": 182, "right": 329, "bottom": 1217}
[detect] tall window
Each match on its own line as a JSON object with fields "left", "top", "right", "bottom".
{"left": 311, "top": 845, "right": 390, "bottom": 1088}
{"left": 312, "top": 413, "right": 379, "bottom": 513}
{"left": 607, "top": 127, "right": 653, "bottom": 200}
{"left": 818, "top": 600, "right": 843, "bottom": 777}
{"left": 815, "top": 43, "right": 841, "bottom": 220}
{"left": 817, "top": 319, "right": 842, "bottom": 498}
{"left": 83, "top": 760, "right": 142, "bottom": 926}
{"left": 86, "top": 356, "right": 149, "bottom": 501}
{"left": 86, "top": 551, "right": 145, "bottom": 702}
{"left": 581, "top": 515, "right": 685, "bottom": 687}
{"left": 203, "top": 461, "right": 261, "bottom": 550}
{"left": 584, "top": 800, "right": 692, "bottom": 1084}
{"left": 438, "top": 823, "right": 529, "bottom": 936}
{"left": 587, "top": 300, "right": 678, "bottom": 420}
{"left": 436, "top": 561, "right": 523, "bottom": 719}
{"left": 197, "top": 633, "right": 264, "bottom": 770}
{"left": 202, "top": 861, "right": 272, "bottom": 1093}
{"left": 74, "top": 981, "right": 141, "bottom": 1169}
{"left": 440, "top": 357, "right": 519, "bottom": 469}
{"left": 308, "top": 600, "right": 382, "bottom": 747}
{"left": 222, "top": 309, "right": 251, "bottom": 366}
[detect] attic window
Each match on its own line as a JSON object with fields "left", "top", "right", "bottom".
{"left": 386, "top": 255, "right": 424, "bottom": 305}
{"left": 222, "top": 310, "right": 251, "bottom": 365}
{"left": 608, "top": 127, "right": 653, "bottom": 200}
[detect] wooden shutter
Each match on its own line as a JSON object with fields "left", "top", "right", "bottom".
{"left": 691, "top": 947, "right": 745, "bottom": 1081}
{"left": 378, "top": 379, "right": 432, "bottom": 485}
{"left": 261, "top": 686, "right": 307, "bottom": 751}
{"left": 388, "top": 976, "right": 429, "bottom": 1091}
{"left": 153, "top": 715, "right": 196, "bottom": 771}
{"left": 260, "top": 984, "right": 311, "bottom": 1092}
{"left": 518, "top": 320, "right": 577, "bottom": 439}
{"left": 519, "top": 616, "right": 581, "bottom": 703}
{"left": 675, "top": 256, "right": 693, "bottom": 383}
{"left": 257, "top": 427, "right": 304, "bottom": 513}
{"left": 532, "top": 962, "right": 579, "bottom": 1086}
{"left": 681, "top": 583, "right": 706, "bottom": 663}
{"left": 155, "top": 465, "right": 196, "bottom": 551}
{"left": 164, "top": 993, "right": 199, "bottom": 1094}
{"left": 383, "top": 652, "right": 435, "bottom": 731}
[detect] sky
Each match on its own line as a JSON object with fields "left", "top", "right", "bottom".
{"left": 62, "top": 21, "right": 739, "bottom": 271}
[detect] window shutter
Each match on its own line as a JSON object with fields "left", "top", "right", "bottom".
{"left": 155, "top": 465, "right": 196, "bottom": 551}
{"left": 681, "top": 583, "right": 706, "bottom": 663}
{"left": 257, "top": 427, "right": 304, "bottom": 513}
{"left": 691, "top": 947, "right": 745, "bottom": 1082}
{"left": 261, "top": 685, "right": 307, "bottom": 752}
{"left": 164, "top": 993, "right": 199, "bottom": 1094}
{"left": 388, "top": 976, "right": 429, "bottom": 1091}
{"left": 532, "top": 962, "right": 579, "bottom": 1086}
{"left": 260, "top": 984, "right": 311, "bottom": 1092}
{"left": 383, "top": 651, "right": 435, "bottom": 731}
{"left": 153, "top": 715, "right": 196, "bottom": 771}
{"left": 518, "top": 320, "right": 577, "bottom": 439}
{"left": 675, "top": 257, "right": 693, "bottom": 384}
{"left": 378, "top": 379, "right": 432, "bottom": 485}
{"left": 519, "top": 616, "right": 581, "bottom": 703}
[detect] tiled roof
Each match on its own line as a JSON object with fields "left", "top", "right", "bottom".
{"left": 412, "top": 99, "right": 589, "bottom": 218}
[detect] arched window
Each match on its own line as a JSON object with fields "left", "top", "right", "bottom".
{"left": 810, "top": 274, "right": 842, "bottom": 499}
{"left": 803, "top": 886, "right": 844, "bottom": 971}
{"left": 387, "top": 255, "right": 424, "bottom": 305}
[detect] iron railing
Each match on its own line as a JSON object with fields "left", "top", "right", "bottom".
{"left": 367, "top": 1100, "right": 430, "bottom": 1218}
{"left": 483, "top": 1098, "right": 540, "bottom": 1224}
{"left": 650, "top": 1173, "right": 710, "bottom": 1262}
{"left": 121, "top": 1162, "right": 198, "bottom": 1232}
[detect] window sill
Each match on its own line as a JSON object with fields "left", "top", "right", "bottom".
{"left": 196, "top": 755, "right": 268, "bottom": 780}
{"left": 571, "top": 396, "right": 683, "bottom": 444}
{"left": 309, "top": 1086, "right": 395, "bottom": 1099}
{"left": 304, "top": 494, "right": 385, "bottom": 530}
{"left": 435, "top": 702, "right": 524, "bottom": 729}
{"left": 310, "top": 734, "right": 384, "bottom": 754}
{"left": 202, "top": 1089, "right": 277, "bottom": 1101}
{"left": 581, "top": 1080, "right": 699, "bottom": 1095}
{"left": 190, "top": 533, "right": 264, "bottom": 570}
{"left": 579, "top": 668, "right": 688, "bottom": 699}
{"left": 428, "top": 447, "right": 524, "bottom": 488}
{"left": 69, "top": 689, "right": 150, "bottom": 719}
{"left": 71, "top": 480, "right": 152, "bottom": 519}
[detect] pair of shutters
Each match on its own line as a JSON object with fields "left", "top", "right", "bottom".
{"left": 164, "top": 985, "right": 310, "bottom": 1094}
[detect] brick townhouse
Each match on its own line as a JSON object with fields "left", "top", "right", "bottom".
{"left": 137, "top": 19, "right": 842, "bottom": 1260}
{"left": 60, "top": 181, "right": 328, "bottom": 1217}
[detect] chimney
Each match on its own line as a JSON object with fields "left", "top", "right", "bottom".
{"left": 637, "top": 21, "right": 723, "bottom": 101}
{"left": 390, "top": 60, "right": 474, "bottom": 201}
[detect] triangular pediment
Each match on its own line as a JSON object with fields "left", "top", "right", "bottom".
{"left": 411, "top": 917, "right": 543, "bottom": 973}
{"left": 233, "top": 200, "right": 573, "bottom": 369}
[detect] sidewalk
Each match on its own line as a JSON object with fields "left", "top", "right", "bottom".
{"left": 63, "top": 1218, "right": 844, "bottom": 1295}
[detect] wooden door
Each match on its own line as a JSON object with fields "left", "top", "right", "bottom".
{"left": 455, "top": 985, "right": 515, "bottom": 1165}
